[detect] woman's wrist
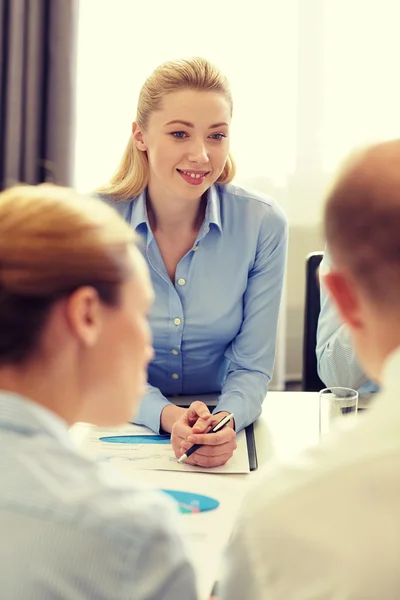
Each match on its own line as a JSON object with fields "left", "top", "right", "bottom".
{"left": 213, "top": 410, "right": 235, "bottom": 430}
{"left": 160, "top": 404, "right": 186, "bottom": 433}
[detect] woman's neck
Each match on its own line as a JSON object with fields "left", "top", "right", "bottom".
{"left": 0, "top": 361, "right": 78, "bottom": 426}
{"left": 146, "top": 186, "right": 207, "bottom": 235}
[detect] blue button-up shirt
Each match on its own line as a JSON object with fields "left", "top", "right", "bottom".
{"left": 0, "top": 391, "right": 197, "bottom": 599}
{"left": 103, "top": 183, "right": 287, "bottom": 433}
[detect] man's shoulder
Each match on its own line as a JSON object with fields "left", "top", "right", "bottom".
{"left": 241, "top": 401, "right": 399, "bottom": 529}
{"left": 227, "top": 398, "right": 400, "bottom": 597}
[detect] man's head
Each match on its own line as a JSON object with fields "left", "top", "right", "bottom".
{"left": 323, "top": 139, "right": 400, "bottom": 383}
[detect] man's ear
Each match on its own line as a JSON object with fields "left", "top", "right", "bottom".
{"left": 64, "top": 287, "right": 103, "bottom": 347}
{"left": 132, "top": 122, "right": 147, "bottom": 152}
{"left": 323, "top": 271, "right": 364, "bottom": 330}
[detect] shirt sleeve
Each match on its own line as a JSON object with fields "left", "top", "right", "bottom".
{"left": 132, "top": 384, "right": 171, "bottom": 433}
{"left": 316, "top": 247, "right": 371, "bottom": 390}
{"left": 215, "top": 205, "right": 288, "bottom": 432}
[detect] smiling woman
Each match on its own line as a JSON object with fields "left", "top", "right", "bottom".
{"left": 95, "top": 57, "right": 288, "bottom": 469}
{"left": 96, "top": 57, "right": 235, "bottom": 200}
{"left": 132, "top": 88, "right": 232, "bottom": 211}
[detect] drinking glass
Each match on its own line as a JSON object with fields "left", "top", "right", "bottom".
{"left": 319, "top": 387, "right": 358, "bottom": 437}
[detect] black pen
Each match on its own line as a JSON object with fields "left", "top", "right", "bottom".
{"left": 177, "top": 412, "right": 235, "bottom": 463}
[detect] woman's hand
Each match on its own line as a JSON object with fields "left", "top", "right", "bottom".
{"left": 170, "top": 400, "right": 211, "bottom": 458}
{"left": 171, "top": 404, "right": 237, "bottom": 468}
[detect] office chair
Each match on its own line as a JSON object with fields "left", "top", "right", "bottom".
{"left": 302, "top": 251, "right": 325, "bottom": 391}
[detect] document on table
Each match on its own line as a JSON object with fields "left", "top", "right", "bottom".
{"left": 71, "top": 423, "right": 250, "bottom": 474}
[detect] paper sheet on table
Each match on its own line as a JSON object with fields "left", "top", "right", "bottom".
{"left": 102, "top": 464, "right": 249, "bottom": 599}
{"left": 71, "top": 423, "right": 250, "bottom": 474}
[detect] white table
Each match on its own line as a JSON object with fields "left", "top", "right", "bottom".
{"left": 71, "top": 390, "right": 322, "bottom": 466}
{"left": 253, "top": 390, "right": 373, "bottom": 466}
{"left": 254, "top": 390, "right": 320, "bottom": 467}
{"left": 70, "top": 391, "right": 326, "bottom": 599}
{"left": 166, "top": 390, "right": 322, "bottom": 472}
{"left": 72, "top": 390, "right": 375, "bottom": 598}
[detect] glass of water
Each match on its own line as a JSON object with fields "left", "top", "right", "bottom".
{"left": 319, "top": 387, "right": 358, "bottom": 437}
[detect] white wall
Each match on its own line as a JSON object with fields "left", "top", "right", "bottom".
{"left": 238, "top": 175, "right": 325, "bottom": 384}
{"left": 74, "top": 0, "right": 400, "bottom": 384}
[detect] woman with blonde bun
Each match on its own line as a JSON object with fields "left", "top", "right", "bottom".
{"left": 0, "top": 184, "right": 196, "bottom": 600}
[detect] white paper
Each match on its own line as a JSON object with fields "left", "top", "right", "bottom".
{"left": 73, "top": 423, "right": 250, "bottom": 474}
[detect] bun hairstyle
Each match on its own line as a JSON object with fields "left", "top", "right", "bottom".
{"left": 0, "top": 184, "right": 135, "bottom": 364}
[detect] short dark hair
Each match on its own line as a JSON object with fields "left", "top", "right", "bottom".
{"left": 324, "top": 140, "right": 400, "bottom": 305}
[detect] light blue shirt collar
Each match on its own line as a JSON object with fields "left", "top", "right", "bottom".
{"left": 129, "top": 185, "right": 222, "bottom": 236}
{"left": 0, "top": 390, "right": 72, "bottom": 448}
{"left": 205, "top": 185, "right": 222, "bottom": 233}
{"left": 129, "top": 189, "right": 148, "bottom": 231}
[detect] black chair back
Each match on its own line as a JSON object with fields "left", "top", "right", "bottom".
{"left": 302, "top": 252, "right": 325, "bottom": 391}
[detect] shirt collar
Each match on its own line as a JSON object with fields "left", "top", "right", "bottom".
{"left": 129, "top": 185, "right": 222, "bottom": 234}
{"left": 206, "top": 185, "right": 222, "bottom": 233}
{"left": 129, "top": 189, "right": 149, "bottom": 232}
{"left": 0, "top": 390, "right": 73, "bottom": 449}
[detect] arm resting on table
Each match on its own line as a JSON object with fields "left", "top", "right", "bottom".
{"left": 216, "top": 208, "right": 287, "bottom": 432}
{"left": 133, "top": 384, "right": 184, "bottom": 433}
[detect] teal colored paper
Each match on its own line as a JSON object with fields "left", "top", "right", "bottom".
{"left": 99, "top": 435, "right": 171, "bottom": 444}
{"left": 161, "top": 489, "right": 219, "bottom": 514}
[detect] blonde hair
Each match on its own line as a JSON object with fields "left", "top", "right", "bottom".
{"left": 0, "top": 184, "right": 136, "bottom": 364}
{"left": 96, "top": 57, "right": 236, "bottom": 201}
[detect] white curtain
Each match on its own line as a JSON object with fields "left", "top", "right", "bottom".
{"left": 74, "top": 0, "right": 400, "bottom": 384}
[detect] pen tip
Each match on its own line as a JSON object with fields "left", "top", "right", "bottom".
{"left": 178, "top": 454, "right": 187, "bottom": 464}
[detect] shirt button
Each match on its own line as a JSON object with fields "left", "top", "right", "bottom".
{"left": 171, "top": 349, "right": 179, "bottom": 355}
{"left": 172, "top": 373, "right": 179, "bottom": 379}
{"left": 193, "top": 245, "right": 199, "bottom": 251}
{"left": 177, "top": 278, "right": 186, "bottom": 286}
{"left": 173, "top": 318, "right": 181, "bottom": 326}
